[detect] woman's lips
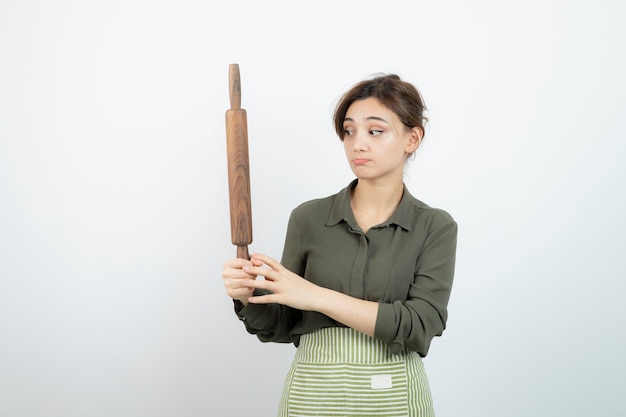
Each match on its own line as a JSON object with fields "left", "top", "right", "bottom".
{"left": 353, "top": 158, "right": 369, "bottom": 166}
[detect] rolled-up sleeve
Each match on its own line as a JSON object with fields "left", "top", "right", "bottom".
{"left": 375, "top": 219, "right": 458, "bottom": 356}
{"left": 235, "top": 299, "right": 302, "bottom": 343}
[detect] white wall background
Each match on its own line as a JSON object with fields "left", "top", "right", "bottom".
{"left": 1, "top": 0, "right": 625, "bottom": 416}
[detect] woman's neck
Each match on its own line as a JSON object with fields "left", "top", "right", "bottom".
{"left": 350, "top": 179, "right": 404, "bottom": 232}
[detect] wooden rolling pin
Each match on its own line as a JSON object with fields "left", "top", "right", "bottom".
{"left": 225, "top": 63, "right": 252, "bottom": 260}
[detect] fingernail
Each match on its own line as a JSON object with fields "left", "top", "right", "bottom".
{"left": 243, "top": 266, "right": 250, "bottom": 271}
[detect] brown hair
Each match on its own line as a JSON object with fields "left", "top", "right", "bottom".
{"left": 333, "top": 74, "right": 428, "bottom": 141}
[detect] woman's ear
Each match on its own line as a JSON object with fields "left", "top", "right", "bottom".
{"left": 405, "top": 127, "right": 423, "bottom": 154}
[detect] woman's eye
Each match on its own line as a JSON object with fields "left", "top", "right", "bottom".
{"left": 369, "top": 129, "right": 383, "bottom": 136}
{"left": 343, "top": 129, "right": 353, "bottom": 136}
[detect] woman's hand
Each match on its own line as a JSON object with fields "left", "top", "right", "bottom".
{"left": 222, "top": 257, "right": 263, "bottom": 304}
{"left": 233, "top": 252, "right": 378, "bottom": 337}
{"left": 241, "top": 253, "right": 323, "bottom": 311}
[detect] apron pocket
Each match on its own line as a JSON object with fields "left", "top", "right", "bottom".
{"left": 286, "top": 361, "right": 409, "bottom": 417}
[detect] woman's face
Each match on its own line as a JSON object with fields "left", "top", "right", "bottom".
{"left": 342, "top": 98, "right": 421, "bottom": 183}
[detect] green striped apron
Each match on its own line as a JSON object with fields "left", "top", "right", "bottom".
{"left": 277, "top": 327, "right": 434, "bottom": 417}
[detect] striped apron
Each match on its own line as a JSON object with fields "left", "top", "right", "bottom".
{"left": 277, "top": 327, "right": 434, "bottom": 417}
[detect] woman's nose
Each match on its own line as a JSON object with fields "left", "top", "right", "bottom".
{"left": 353, "top": 133, "right": 368, "bottom": 151}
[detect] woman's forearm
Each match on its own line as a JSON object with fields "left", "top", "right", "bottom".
{"left": 313, "top": 286, "right": 379, "bottom": 337}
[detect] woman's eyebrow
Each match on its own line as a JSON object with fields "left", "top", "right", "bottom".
{"left": 343, "top": 116, "right": 389, "bottom": 123}
{"left": 366, "top": 116, "right": 389, "bottom": 123}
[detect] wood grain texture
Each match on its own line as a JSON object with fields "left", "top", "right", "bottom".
{"left": 229, "top": 64, "right": 241, "bottom": 110}
{"left": 225, "top": 64, "right": 252, "bottom": 260}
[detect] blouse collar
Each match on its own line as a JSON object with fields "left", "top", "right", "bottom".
{"left": 326, "top": 179, "right": 414, "bottom": 231}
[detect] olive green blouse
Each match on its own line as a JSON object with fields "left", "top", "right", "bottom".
{"left": 235, "top": 179, "right": 457, "bottom": 357}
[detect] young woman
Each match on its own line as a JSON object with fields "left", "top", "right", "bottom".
{"left": 222, "top": 74, "right": 457, "bottom": 417}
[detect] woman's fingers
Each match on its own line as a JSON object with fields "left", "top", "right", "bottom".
{"left": 250, "top": 253, "right": 282, "bottom": 271}
{"left": 222, "top": 257, "right": 258, "bottom": 302}
{"left": 243, "top": 279, "right": 279, "bottom": 304}
{"left": 250, "top": 257, "right": 264, "bottom": 267}
{"left": 223, "top": 257, "right": 254, "bottom": 271}
{"left": 243, "top": 253, "right": 288, "bottom": 282}
{"left": 226, "top": 285, "right": 254, "bottom": 299}
{"left": 241, "top": 276, "right": 273, "bottom": 291}
{"left": 224, "top": 253, "right": 309, "bottom": 307}
{"left": 223, "top": 260, "right": 256, "bottom": 279}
